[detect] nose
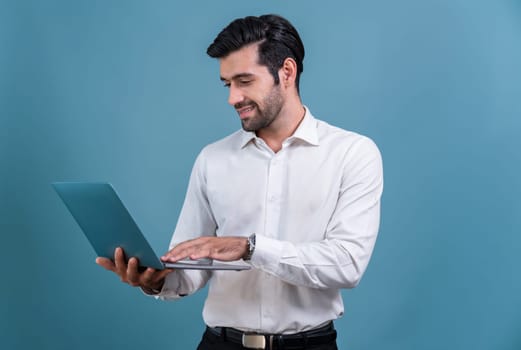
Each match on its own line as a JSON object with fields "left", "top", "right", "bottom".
{"left": 228, "top": 85, "right": 244, "bottom": 106}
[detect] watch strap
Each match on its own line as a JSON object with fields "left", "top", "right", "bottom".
{"left": 243, "top": 233, "right": 256, "bottom": 261}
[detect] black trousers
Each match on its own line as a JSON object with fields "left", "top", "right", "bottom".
{"left": 196, "top": 328, "right": 338, "bottom": 350}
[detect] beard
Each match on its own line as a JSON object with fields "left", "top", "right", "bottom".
{"left": 236, "top": 85, "right": 284, "bottom": 132}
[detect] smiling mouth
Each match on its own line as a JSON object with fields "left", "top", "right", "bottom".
{"left": 237, "top": 105, "right": 255, "bottom": 118}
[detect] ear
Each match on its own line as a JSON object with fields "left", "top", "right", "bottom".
{"left": 279, "top": 57, "right": 298, "bottom": 89}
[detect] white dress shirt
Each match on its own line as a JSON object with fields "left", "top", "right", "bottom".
{"left": 156, "top": 107, "right": 383, "bottom": 334}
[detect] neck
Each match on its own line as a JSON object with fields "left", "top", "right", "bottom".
{"left": 256, "top": 99, "right": 305, "bottom": 153}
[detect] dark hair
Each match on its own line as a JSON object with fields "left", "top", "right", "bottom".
{"left": 207, "top": 14, "right": 305, "bottom": 92}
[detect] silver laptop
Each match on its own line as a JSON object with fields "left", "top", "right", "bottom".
{"left": 52, "top": 182, "right": 250, "bottom": 271}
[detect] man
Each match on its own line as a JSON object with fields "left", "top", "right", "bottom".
{"left": 97, "top": 14, "right": 383, "bottom": 350}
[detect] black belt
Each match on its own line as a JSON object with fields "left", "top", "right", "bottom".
{"left": 207, "top": 322, "right": 337, "bottom": 349}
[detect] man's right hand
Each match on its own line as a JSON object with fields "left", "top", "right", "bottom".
{"left": 96, "top": 247, "right": 173, "bottom": 293}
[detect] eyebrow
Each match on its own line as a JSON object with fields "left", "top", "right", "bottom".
{"left": 220, "top": 73, "right": 255, "bottom": 82}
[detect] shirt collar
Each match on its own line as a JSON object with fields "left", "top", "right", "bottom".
{"left": 239, "top": 105, "right": 319, "bottom": 148}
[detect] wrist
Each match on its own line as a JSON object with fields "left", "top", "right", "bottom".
{"left": 143, "top": 279, "right": 164, "bottom": 295}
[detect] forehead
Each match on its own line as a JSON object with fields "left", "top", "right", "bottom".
{"left": 219, "top": 43, "right": 270, "bottom": 80}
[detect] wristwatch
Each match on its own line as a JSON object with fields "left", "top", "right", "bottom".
{"left": 243, "top": 233, "right": 256, "bottom": 261}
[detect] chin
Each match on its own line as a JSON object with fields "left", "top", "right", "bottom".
{"left": 241, "top": 120, "right": 254, "bottom": 132}
{"left": 241, "top": 124, "right": 256, "bottom": 132}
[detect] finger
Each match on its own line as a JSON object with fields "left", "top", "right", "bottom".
{"left": 157, "top": 269, "right": 174, "bottom": 281}
{"left": 114, "top": 247, "right": 126, "bottom": 263}
{"left": 127, "top": 258, "right": 141, "bottom": 286}
{"left": 162, "top": 247, "right": 199, "bottom": 262}
{"left": 161, "top": 238, "right": 208, "bottom": 262}
{"left": 152, "top": 268, "right": 174, "bottom": 284}
{"left": 161, "top": 246, "right": 189, "bottom": 262}
{"left": 142, "top": 268, "right": 173, "bottom": 290}
{"left": 96, "top": 257, "right": 116, "bottom": 272}
{"left": 142, "top": 268, "right": 162, "bottom": 286}
{"left": 187, "top": 249, "right": 211, "bottom": 260}
{"left": 161, "top": 240, "right": 189, "bottom": 261}
{"left": 141, "top": 267, "right": 156, "bottom": 283}
{"left": 113, "top": 247, "right": 130, "bottom": 282}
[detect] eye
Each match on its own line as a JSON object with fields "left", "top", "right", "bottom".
{"left": 239, "top": 80, "right": 252, "bottom": 86}
{"left": 223, "top": 82, "right": 231, "bottom": 88}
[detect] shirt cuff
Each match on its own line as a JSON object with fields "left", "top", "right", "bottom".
{"left": 141, "top": 285, "right": 162, "bottom": 296}
{"left": 249, "top": 234, "right": 285, "bottom": 273}
{"left": 140, "top": 270, "right": 185, "bottom": 299}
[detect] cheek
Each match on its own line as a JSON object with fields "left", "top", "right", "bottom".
{"left": 249, "top": 85, "right": 272, "bottom": 105}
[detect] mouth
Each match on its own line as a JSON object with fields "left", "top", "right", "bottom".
{"left": 236, "top": 105, "right": 255, "bottom": 119}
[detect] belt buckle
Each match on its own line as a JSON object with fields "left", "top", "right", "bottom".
{"left": 242, "top": 333, "right": 266, "bottom": 349}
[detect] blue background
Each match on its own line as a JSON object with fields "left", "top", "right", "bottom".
{"left": 2, "top": 1, "right": 521, "bottom": 349}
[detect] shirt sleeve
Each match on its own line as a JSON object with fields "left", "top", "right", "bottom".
{"left": 153, "top": 150, "right": 215, "bottom": 300}
{"left": 249, "top": 137, "right": 384, "bottom": 290}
